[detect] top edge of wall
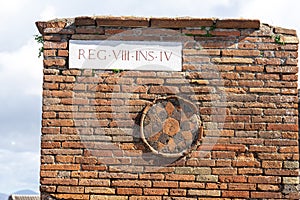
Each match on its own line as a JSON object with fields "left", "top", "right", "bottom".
{"left": 35, "top": 16, "right": 260, "bottom": 32}
{"left": 35, "top": 16, "right": 298, "bottom": 37}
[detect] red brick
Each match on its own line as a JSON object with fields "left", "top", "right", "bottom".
{"left": 182, "top": 29, "right": 207, "bottom": 36}
{"left": 180, "top": 182, "right": 205, "bottom": 189}
{"left": 151, "top": 17, "right": 213, "bottom": 28}
{"left": 44, "top": 41, "right": 68, "bottom": 49}
{"left": 43, "top": 50, "right": 56, "bottom": 57}
{"left": 274, "top": 27, "right": 297, "bottom": 35}
{"left": 183, "top": 56, "right": 210, "bottom": 63}
{"left": 40, "top": 171, "right": 57, "bottom": 177}
{"left": 251, "top": 192, "right": 282, "bottom": 199}
{"left": 43, "top": 28, "right": 74, "bottom": 34}
{"left": 36, "top": 21, "right": 67, "bottom": 33}
{"left": 265, "top": 169, "right": 298, "bottom": 176}
{"left": 256, "top": 73, "right": 280, "bottom": 80}
{"left": 153, "top": 181, "right": 178, "bottom": 188}
{"left": 230, "top": 138, "right": 264, "bottom": 145}
{"left": 216, "top": 160, "right": 232, "bottom": 167}
{"left": 228, "top": 183, "right": 256, "bottom": 191}
{"left": 236, "top": 65, "right": 264, "bottom": 72}
{"left": 206, "top": 183, "right": 227, "bottom": 190}
{"left": 122, "top": 85, "right": 148, "bottom": 93}
{"left": 149, "top": 86, "right": 180, "bottom": 94}
{"left": 267, "top": 124, "right": 298, "bottom": 131}
{"left": 57, "top": 186, "right": 84, "bottom": 194}
{"left": 75, "top": 157, "right": 97, "bottom": 164}
{"left": 170, "top": 189, "right": 186, "bottom": 196}
{"left": 211, "top": 30, "right": 241, "bottom": 37}
{"left": 53, "top": 194, "right": 89, "bottom": 200}
{"left": 279, "top": 146, "right": 298, "bottom": 153}
{"left": 129, "top": 196, "right": 161, "bottom": 200}
{"left": 112, "top": 180, "right": 151, "bottom": 187}
{"left": 81, "top": 165, "right": 107, "bottom": 171}
{"left": 43, "top": 35, "right": 62, "bottom": 41}
{"left": 42, "top": 119, "right": 74, "bottom": 127}
{"left": 248, "top": 176, "right": 281, "bottom": 184}
{"left": 212, "top": 152, "right": 235, "bottom": 159}
{"left": 44, "top": 75, "right": 75, "bottom": 83}
{"left": 188, "top": 189, "right": 221, "bottom": 197}
{"left": 238, "top": 168, "right": 263, "bottom": 175}
{"left": 139, "top": 174, "right": 164, "bottom": 180}
{"left": 216, "top": 19, "right": 260, "bottom": 29}
{"left": 96, "top": 16, "right": 149, "bottom": 27}
{"left": 79, "top": 179, "right": 110, "bottom": 186}
{"left": 212, "top": 57, "right": 254, "bottom": 64}
{"left": 262, "top": 161, "right": 282, "bottom": 169}
{"left": 43, "top": 83, "right": 59, "bottom": 90}
{"left": 55, "top": 155, "right": 74, "bottom": 163}
{"left": 266, "top": 66, "right": 298, "bottom": 74}
{"left": 58, "top": 50, "right": 68, "bottom": 57}
{"left": 41, "top": 178, "right": 78, "bottom": 186}
{"left": 85, "top": 187, "right": 115, "bottom": 194}
{"left": 238, "top": 42, "right": 257, "bottom": 49}
{"left": 265, "top": 139, "right": 297, "bottom": 146}
{"left": 257, "top": 184, "right": 280, "bottom": 191}
{"left": 232, "top": 160, "right": 260, "bottom": 167}
{"left": 41, "top": 164, "right": 80, "bottom": 171}
{"left": 222, "top": 49, "right": 260, "bottom": 57}
{"left": 212, "top": 168, "right": 237, "bottom": 175}
{"left": 41, "top": 155, "right": 55, "bottom": 164}
{"left": 75, "top": 16, "right": 95, "bottom": 25}
{"left": 144, "top": 188, "right": 168, "bottom": 195}
{"left": 42, "top": 111, "right": 56, "bottom": 119}
{"left": 286, "top": 193, "right": 300, "bottom": 200}
{"left": 258, "top": 153, "right": 298, "bottom": 161}
{"left": 41, "top": 142, "right": 61, "bottom": 149}
{"left": 117, "top": 188, "right": 142, "bottom": 195}
{"left": 222, "top": 191, "right": 249, "bottom": 198}
{"left": 249, "top": 145, "right": 277, "bottom": 152}
{"left": 44, "top": 59, "right": 66, "bottom": 67}
{"left": 165, "top": 174, "right": 195, "bottom": 181}
{"left": 219, "top": 175, "right": 247, "bottom": 183}
{"left": 186, "top": 159, "right": 215, "bottom": 167}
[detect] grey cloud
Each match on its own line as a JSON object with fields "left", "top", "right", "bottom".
{"left": 0, "top": 94, "right": 41, "bottom": 152}
{"left": 0, "top": 150, "right": 39, "bottom": 194}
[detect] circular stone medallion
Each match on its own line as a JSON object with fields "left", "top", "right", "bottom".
{"left": 140, "top": 96, "right": 202, "bottom": 157}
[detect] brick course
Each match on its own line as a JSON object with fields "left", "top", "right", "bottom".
{"left": 36, "top": 16, "right": 299, "bottom": 199}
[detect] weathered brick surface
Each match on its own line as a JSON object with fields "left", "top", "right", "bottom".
{"left": 36, "top": 16, "right": 299, "bottom": 199}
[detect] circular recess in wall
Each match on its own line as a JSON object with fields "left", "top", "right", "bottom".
{"left": 140, "top": 95, "right": 203, "bottom": 157}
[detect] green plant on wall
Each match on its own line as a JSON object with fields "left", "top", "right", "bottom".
{"left": 273, "top": 34, "right": 285, "bottom": 45}
{"left": 112, "top": 69, "right": 124, "bottom": 73}
{"left": 184, "top": 24, "right": 216, "bottom": 38}
{"left": 34, "top": 34, "right": 44, "bottom": 58}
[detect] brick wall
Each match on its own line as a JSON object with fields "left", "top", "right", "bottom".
{"left": 36, "top": 16, "right": 299, "bottom": 199}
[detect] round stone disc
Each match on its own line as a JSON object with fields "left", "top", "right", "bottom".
{"left": 140, "top": 96, "right": 202, "bottom": 157}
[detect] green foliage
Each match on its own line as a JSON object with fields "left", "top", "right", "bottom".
{"left": 209, "top": 24, "right": 216, "bottom": 31}
{"left": 273, "top": 34, "right": 285, "bottom": 45}
{"left": 202, "top": 24, "right": 216, "bottom": 37}
{"left": 34, "top": 34, "right": 44, "bottom": 58}
{"left": 184, "top": 33, "right": 194, "bottom": 37}
{"left": 204, "top": 32, "right": 213, "bottom": 37}
{"left": 184, "top": 24, "right": 216, "bottom": 38}
{"left": 112, "top": 69, "right": 122, "bottom": 73}
{"left": 260, "top": 51, "right": 264, "bottom": 57}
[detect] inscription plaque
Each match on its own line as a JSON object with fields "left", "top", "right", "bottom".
{"left": 69, "top": 40, "right": 182, "bottom": 71}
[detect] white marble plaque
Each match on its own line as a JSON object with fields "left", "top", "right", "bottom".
{"left": 69, "top": 40, "right": 182, "bottom": 71}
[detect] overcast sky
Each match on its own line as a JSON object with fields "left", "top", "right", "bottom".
{"left": 0, "top": 0, "right": 299, "bottom": 194}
